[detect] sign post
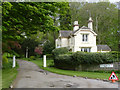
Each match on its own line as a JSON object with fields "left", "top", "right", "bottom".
{"left": 13, "top": 55, "right": 16, "bottom": 68}
{"left": 43, "top": 55, "right": 46, "bottom": 67}
{"left": 108, "top": 72, "right": 118, "bottom": 83}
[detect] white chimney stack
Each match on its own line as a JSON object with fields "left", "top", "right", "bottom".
{"left": 88, "top": 17, "right": 93, "bottom": 30}
{"left": 73, "top": 21, "right": 79, "bottom": 31}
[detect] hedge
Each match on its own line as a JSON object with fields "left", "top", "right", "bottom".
{"left": 46, "top": 54, "right": 53, "bottom": 59}
{"left": 52, "top": 47, "right": 69, "bottom": 58}
{"left": 2, "top": 56, "right": 13, "bottom": 69}
{"left": 53, "top": 48, "right": 114, "bottom": 70}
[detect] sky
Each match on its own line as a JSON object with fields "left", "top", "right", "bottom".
{"left": 70, "top": 0, "right": 120, "bottom": 3}
{"left": 109, "top": 0, "right": 119, "bottom": 3}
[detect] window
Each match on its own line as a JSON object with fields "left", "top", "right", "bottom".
{"left": 82, "top": 34, "right": 88, "bottom": 42}
{"left": 81, "top": 48, "right": 91, "bottom": 52}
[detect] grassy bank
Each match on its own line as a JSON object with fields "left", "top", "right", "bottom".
{"left": 2, "top": 67, "right": 18, "bottom": 88}
{"left": 2, "top": 58, "right": 18, "bottom": 89}
{"left": 21, "top": 58, "right": 119, "bottom": 80}
{"left": 0, "top": 70, "right": 2, "bottom": 90}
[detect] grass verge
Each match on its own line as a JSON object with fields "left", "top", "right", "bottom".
{"left": 2, "top": 58, "right": 18, "bottom": 89}
{"left": 21, "top": 58, "right": 119, "bottom": 81}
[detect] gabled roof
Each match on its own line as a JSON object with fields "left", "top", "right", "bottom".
{"left": 97, "top": 45, "right": 111, "bottom": 51}
{"left": 72, "top": 26, "right": 97, "bottom": 36}
{"left": 58, "top": 26, "right": 97, "bottom": 38}
{"left": 80, "top": 26, "right": 90, "bottom": 29}
{"left": 59, "top": 30, "right": 72, "bottom": 38}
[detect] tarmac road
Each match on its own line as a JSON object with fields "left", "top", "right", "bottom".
{"left": 12, "top": 60, "right": 118, "bottom": 88}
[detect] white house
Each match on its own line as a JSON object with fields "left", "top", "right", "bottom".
{"left": 56, "top": 17, "right": 111, "bottom": 52}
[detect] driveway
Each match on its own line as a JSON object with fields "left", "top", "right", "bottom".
{"left": 12, "top": 60, "right": 118, "bottom": 88}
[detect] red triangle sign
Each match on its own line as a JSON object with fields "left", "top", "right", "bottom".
{"left": 108, "top": 72, "right": 119, "bottom": 80}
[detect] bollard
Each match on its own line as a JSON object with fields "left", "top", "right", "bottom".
{"left": 13, "top": 55, "right": 16, "bottom": 68}
{"left": 43, "top": 55, "right": 46, "bottom": 67}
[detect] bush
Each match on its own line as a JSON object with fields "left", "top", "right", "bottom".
{"left": 29, "top": 56, "right": 35, "bottom": 60}
{"left": 52, "top": 47, "right": 69, "bottom": 57}
{"left": 54, "top": 51, "right": 113, "bottom": 70}
{"left": 2, "top": 56, "right": 13, "bottom": 69}
{"left": 54, "top": 54, "right": 76, "bottom": 70}
{"left": 109, "top": 51, "right": 120, "bottom": 62}
{"left": 46, "top": 54, "right": 53, "bottom": 59}
{"left": 2, "top": 56, "right": 8, "bottom": 64}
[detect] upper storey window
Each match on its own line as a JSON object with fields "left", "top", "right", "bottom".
{"left": 82, "top": 34, "right": 88, "bottom": 42}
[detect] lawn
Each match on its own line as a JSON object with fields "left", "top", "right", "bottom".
{"left": 2, "top": 58, "right": 18, "bottom": 89}
{"left": 23, "top": 58, "right": 119, "bottom": 80}
{"left": 2, "top": 67, "right": 18, "bottom": 88}
{"left": 0, "top": 70, "right": 2, "bottom": 90}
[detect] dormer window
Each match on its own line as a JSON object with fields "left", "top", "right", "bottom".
{"left": 82, "top": 34, "right": 88, "bottom": 42}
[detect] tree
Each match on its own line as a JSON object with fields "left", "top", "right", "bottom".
{"left": 34, "top": 46, "right": 43, "bottom": 57}
{"left": 2, "top": 2, "right": 69, "bottom": 54}
{"left": 21, "top": 38, "right": 39, "bottom": 57}
{"left": 43, "top": 40, "right": 55, "bottom": 54}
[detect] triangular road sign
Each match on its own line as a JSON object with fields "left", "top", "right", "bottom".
{"left": 109, "top": 72, "right": 119, "bottom": 80}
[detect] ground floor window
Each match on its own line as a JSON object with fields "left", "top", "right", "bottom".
{"left": 81, "top": 48, "right": 91, "bottom": 52}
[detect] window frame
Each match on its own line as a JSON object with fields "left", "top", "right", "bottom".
{"left": 82, "top": 34, "right": 89, "bottom": 42}
{"left": 81, "top": 47, "right": 91, "bottom": 52}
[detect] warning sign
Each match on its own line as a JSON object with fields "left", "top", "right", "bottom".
{"left": 108, "top": 72, "right": 118, "bottom": 80}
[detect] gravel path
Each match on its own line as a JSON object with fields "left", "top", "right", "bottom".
{"left": 12, "top": 60, "right": 118, "bottom": 88}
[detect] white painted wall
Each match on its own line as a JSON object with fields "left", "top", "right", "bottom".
{"left": 98, "top": 51, "right": 110, "bottom": 52}
{"left": 60, "top": 38, "right": 69, "bottom": 47}
{"left": 73, "top": 30, "right": 97, "bottom": 52}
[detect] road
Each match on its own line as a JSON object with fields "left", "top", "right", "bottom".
{"left": 12, "top": 60, "right": 118, "bottom": 88}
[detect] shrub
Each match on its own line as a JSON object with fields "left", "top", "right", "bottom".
{"left": 54, "top": 54, "right": 76, "bottom": 70}
{"left": 2, "top": 56, "right": 8, "bottom": 64}
{"left": 2, "top": 56, "right": 13, "bottom": 69}
{"left": 109, "top": 51, "right": 120, "bottom": 62}
{"left": 29, "top": 56, "right": 35, "bottom": 60}
{"left": 54, "top": 51, "right": 113, "bottom": 70}
{"left": 52, "top": 47, "right": 69, "bottom": 57}
{"left": 46, "top": 54, "right": 53, "bottom": 59}
{"left": 72, "top": 52, "right": 113, "bottom": 65}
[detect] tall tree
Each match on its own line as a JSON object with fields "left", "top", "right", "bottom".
{"left": 2, "top": 2, "right": 63, "bottom": 53}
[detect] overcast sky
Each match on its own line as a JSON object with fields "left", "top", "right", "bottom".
{"left": 70, "top": 0, "right": 120, "bottom": 3}
{"left": 109, "top": 0, "right": 119, "bottom": 3}
{"left": 87, "top": 0, "right": 120, "bottom": 3}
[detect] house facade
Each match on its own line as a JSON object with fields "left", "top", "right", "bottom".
{"left": 56, "top": 17, "right": 111, "bottom": 52}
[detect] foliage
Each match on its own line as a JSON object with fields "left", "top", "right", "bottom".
{"left": 2, "top": 41, "right": 21, "bottom": 54}
{"left": 52, "top": 47, "right": 69, "bottom": 57}
{"left": 2, "top": 2, "right": 60, "bottom": 41}
{"left": 3, "top": 52, "right": 20, "bottom": 58}
{"left": 43, "top": 40, "right": 54, "bottom": 54}
{"left": 29, "top": 56, "right": 35, "bottom": 60}
{"left": 2, "top": 2, "right": 70, "bottom": 56}
{"left": 46, "top": 54, "right": 53, "bottom": 59}
{"left": 34, "top": 46, "right": 43, "bottom": 55}
{"left": 2, "top": 56, "right": 8, "bottom": 65}
{"left": 109, "top": 51, "right": 120, "bottom": 62}
{"left": 54, "top": 52, "right": 114, "bottom": 70}
{"left": 59, "top": 2, "right": 72, "bottom": 30}
{"left": 2, "top": 58, "right": 14, "bottom": 69}
{"left": 21, "top": 38, "right": 39, "bottom": 57}
{"left": 54, "top": 54, "right": 76, "bottom": 70}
